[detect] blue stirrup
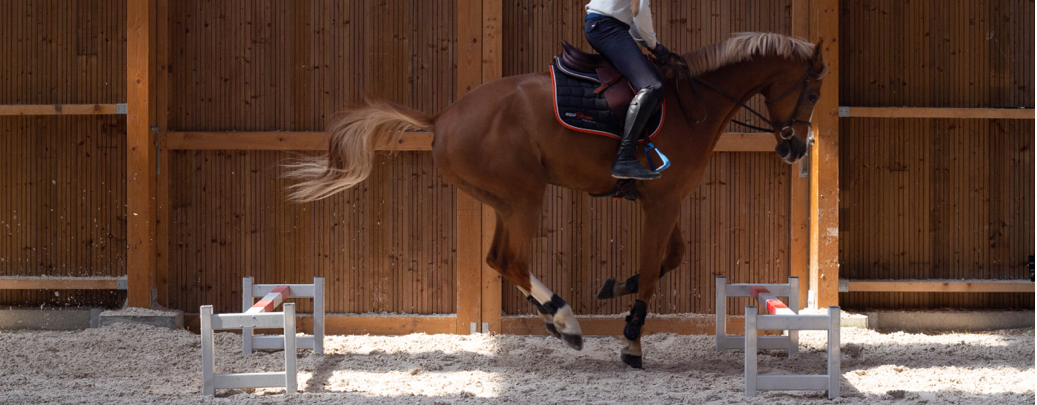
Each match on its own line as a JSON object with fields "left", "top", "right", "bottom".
{"left": 643, "top": 143, "right": 670, "bottom": 172}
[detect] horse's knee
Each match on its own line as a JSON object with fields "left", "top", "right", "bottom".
{"left": 661, "top": 229, "right": 685, "bottom": 271}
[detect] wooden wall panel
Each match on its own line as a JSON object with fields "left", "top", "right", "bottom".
{"left": 840, "top": 118, "right": 1034, "bottom": 310}
{"left": 165, "top": 1, "right": 458, "bottom": 315}
{"left": 840, "top": 0, "right": 1034, "bottom": 310}
{"left": 0, "top": 0, "right": 127, "bottom": 105}
{"left": 840, "top": 0, "right": 1034, "bottom": 109}
{"left": 0, "top": 116, "right": 128, "bottom": 307}
{"left": 0, "top": 0, "right": 127, "bottom": 308}
{"left": 500, "top": 1, "right": 796, "bottom": 316}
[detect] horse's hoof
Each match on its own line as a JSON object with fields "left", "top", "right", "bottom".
{"left": 543, "top": 322, "right": 561, "bottom": 339}
{"left": 560, "top": 333, "right": 583, "bottom": 351}
{"left": 596, "top": 278, "right": 616, "bottom": 299}
{"left": 621, "top": 353, "right": 643, "bottom": 369}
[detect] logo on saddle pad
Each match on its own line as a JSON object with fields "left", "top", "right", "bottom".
{"left": 564, "top": 111, "right": 595, "bottom": 122}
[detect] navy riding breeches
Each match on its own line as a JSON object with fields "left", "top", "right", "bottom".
{"left": 584, "top": 14, "right": 664, "bottom": 96}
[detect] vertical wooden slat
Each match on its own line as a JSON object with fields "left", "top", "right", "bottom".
{"left": 126, "top": 0, "right": 158, "bottom": 308}
{"left": 455, "top": 0, "right": 483, "bottom": 334}
{"left": 789, "top": 0, "right": 809, "bottom": 310}
{"left": 480, "top": 0, "right": 503, "bottom": 333}
{"left": 155, "top": 0, "right": 171, "bottom": 307}
{"left": 809, "top": 0, "right": 839, "bottom": 308}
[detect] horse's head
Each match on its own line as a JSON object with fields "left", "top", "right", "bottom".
{"left": 761, "top": 41, "right": 827, "bottom": 164}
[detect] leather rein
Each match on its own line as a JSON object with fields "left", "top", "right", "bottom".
{"left": 667, "top": 54, "right": 816, "bottom": 141}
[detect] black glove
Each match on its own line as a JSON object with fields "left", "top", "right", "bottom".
{"left": 650, "top": 43, "right": 671, "bottom": 59}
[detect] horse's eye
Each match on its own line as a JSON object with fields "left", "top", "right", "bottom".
{"left": 808, "top": 94, "right": 819, "bottom": 103}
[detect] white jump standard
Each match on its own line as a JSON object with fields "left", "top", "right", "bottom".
{"left": 716, "top": 276, "right": 841, "bottom": 399}
{"left": 200, "top": 303, "right": 298, "bottom": 395}
{"left": 242, "top": 277, "right": 325, "bottom": 355}
{"left": 200, "top": 277, "right": 325, "bottom": 396}
{"left": 715, "top": 276, "right": 800, "bottom": 356}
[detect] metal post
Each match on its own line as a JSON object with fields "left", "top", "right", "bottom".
{"left": 283, "top": 303, "right": 297, "bottom": 394}
{"left": 788, "top": 276, "right": 799, "bottom": 358}
{"left": 827, "top": 306, "right": 841, "bottom": 399}
{"left": 715, "top": 276, "right": 727, "bottom": 351}
{"left": 313, "top": 277, "right": 324, "bottom": 355}
{"left": 744, "top": 305, "right": 758, "bottom": 397}
{"left": 200, "top": 305, "right": 215, "bottom": 396}
{"left": 242, "top": 277, "right": 253, "bottom": 355}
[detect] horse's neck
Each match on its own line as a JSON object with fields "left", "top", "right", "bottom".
{"left": 693, "top": 59, "right": 784, "bottom": 144}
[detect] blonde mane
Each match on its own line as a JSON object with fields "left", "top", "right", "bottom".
{"left": 683, "top": 32, "right": 825, "bottom": 77}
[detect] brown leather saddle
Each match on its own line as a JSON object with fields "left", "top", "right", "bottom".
{"left": 557, "top": 40, "right": 637, "bottom": 119}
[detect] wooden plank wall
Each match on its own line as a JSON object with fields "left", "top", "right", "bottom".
{"left": 500, "top": 0, "right": 797, "bottom": 317}
{"left": 839, "top": 0, "right": 1035, "bottom": 310}
{"left": 0, "top": 0, "right": 128, "bottom": 307}
{"left": 165, "top": 0, "right": 458, "bottom": 315}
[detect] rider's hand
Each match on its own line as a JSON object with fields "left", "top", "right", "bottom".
{"left": 650, "top": 43, "right": 671, "bottom": 59}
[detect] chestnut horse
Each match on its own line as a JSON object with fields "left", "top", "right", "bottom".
{"left": 287, "top": 33, "right": 827, "bottom": 368}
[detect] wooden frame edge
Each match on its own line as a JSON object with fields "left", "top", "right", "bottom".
{"left": 0, "top": 104, "right": 124, "bottom": 115}
{"left": 842, "top": 107, "right": 1035, "bottom": 120}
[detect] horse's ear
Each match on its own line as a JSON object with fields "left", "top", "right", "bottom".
{"left": 811, "top": 40, "right": 825, "bottom": 70}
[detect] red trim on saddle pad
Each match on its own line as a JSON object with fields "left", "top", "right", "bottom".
{"left": 549, "top": 68, "right": 664, "bottom": 142}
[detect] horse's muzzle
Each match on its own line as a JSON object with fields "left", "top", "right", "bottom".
{"left": 775, "top": 136, "right": 807, "bottom": 164}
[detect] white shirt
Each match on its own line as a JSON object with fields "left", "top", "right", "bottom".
{"left": 585, "top": 0, "right": 659, "bottom": 49}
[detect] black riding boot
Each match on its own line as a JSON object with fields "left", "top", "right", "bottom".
{"left": 611, "top": 86, "right": 663, "bottom": 180}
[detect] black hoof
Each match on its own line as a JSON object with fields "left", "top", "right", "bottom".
{"left": 621, "top": 353, "right": 643, "bottom": 369}
{"left": 596, "top": 278, "right": 616, "bottom": 299}
{"left": 543, "top": 323, "right": 561, "bottom": 339}
{"left": 560, "top": 333, "right": 583, "bottom": 351}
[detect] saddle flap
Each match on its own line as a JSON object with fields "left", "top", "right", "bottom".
{"left": 560, "top": 40, "right": 611, "bottom": 74}
{"left": 595, "top": 67, "right": 634, "bottom": 118}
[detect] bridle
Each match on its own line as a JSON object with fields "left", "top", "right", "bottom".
{"left": 669, "top": 56, "right": 817, "bottom": 142}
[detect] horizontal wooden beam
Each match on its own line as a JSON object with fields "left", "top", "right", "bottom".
{"left": 318, "top": 316, "right": 457, "bottom": 335}
{"left": 842, "top": 280, "right": 1035, "bottom": 293}
{"left": 840, "top": 107, "right": 1035, "bottom": 120}
{"left": 502, "top": 315, "right": 778, "bottom": 336}
{"left": 165, "top": 131, "right": 776, "bottom": 152}
{"left": 164, "top": 131, "right": 435, "bottom": 151}
{"left": 0, "top": 104, "right": 125, "bottom": 115}
{"left": 185, "top": 315, "right": 457, "bottom": 334}
{"left": 0, "top": 277, "right": 126, "bottom": 290}
{"left": 713, "top": 132, "right": 777, "bottom": 152}
{"left": 185, "top": 314, "right": 773, "bottom": 336}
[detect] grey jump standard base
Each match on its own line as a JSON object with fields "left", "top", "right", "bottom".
{"left": 716, "top": 276, "right": 841, "bottom": 399}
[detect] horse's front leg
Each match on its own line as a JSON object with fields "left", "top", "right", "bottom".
{"left": 597, "top": 225, "right": 684, "bottom": 299}
{"left": 620, "top": 203, "right": 680, "bottom": 369}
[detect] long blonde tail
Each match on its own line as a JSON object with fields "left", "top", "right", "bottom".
{"left": 285, "top": 99, "right": 434, "bottom": 202}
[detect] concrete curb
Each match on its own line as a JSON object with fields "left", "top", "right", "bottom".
{"left": 0, "top": 307, "right": 103, "bottom": 330}
{"left": 865, "top": 310, "right": 1035, "bottom": 333}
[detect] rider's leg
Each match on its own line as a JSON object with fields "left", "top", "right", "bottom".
{"left": 584, "top": 15, "right": 666, "bottom": 180}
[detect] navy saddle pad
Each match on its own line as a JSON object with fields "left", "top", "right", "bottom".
{"left": 549, "top": 60, "right": 663, "bottom": 141}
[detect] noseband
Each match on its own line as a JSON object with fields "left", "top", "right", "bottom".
{"left": 670, "top": 59, "right": 816, "bottom": 141}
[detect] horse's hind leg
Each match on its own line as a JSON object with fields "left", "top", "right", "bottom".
{"left": 485, "top": 205, "right": 583, "bottom": 350}
{"left": 597, "top": 224, "right": 685, "bottom": 299}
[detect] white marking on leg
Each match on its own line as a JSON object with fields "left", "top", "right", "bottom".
{"left": 554, "top": 304, "right": 581, "bottom": 336}
{"left": 529, "top": 273, "right": 581, "bottom": 336}
{"left": 528, "top": 273, "right": 552, "bottom": 305}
